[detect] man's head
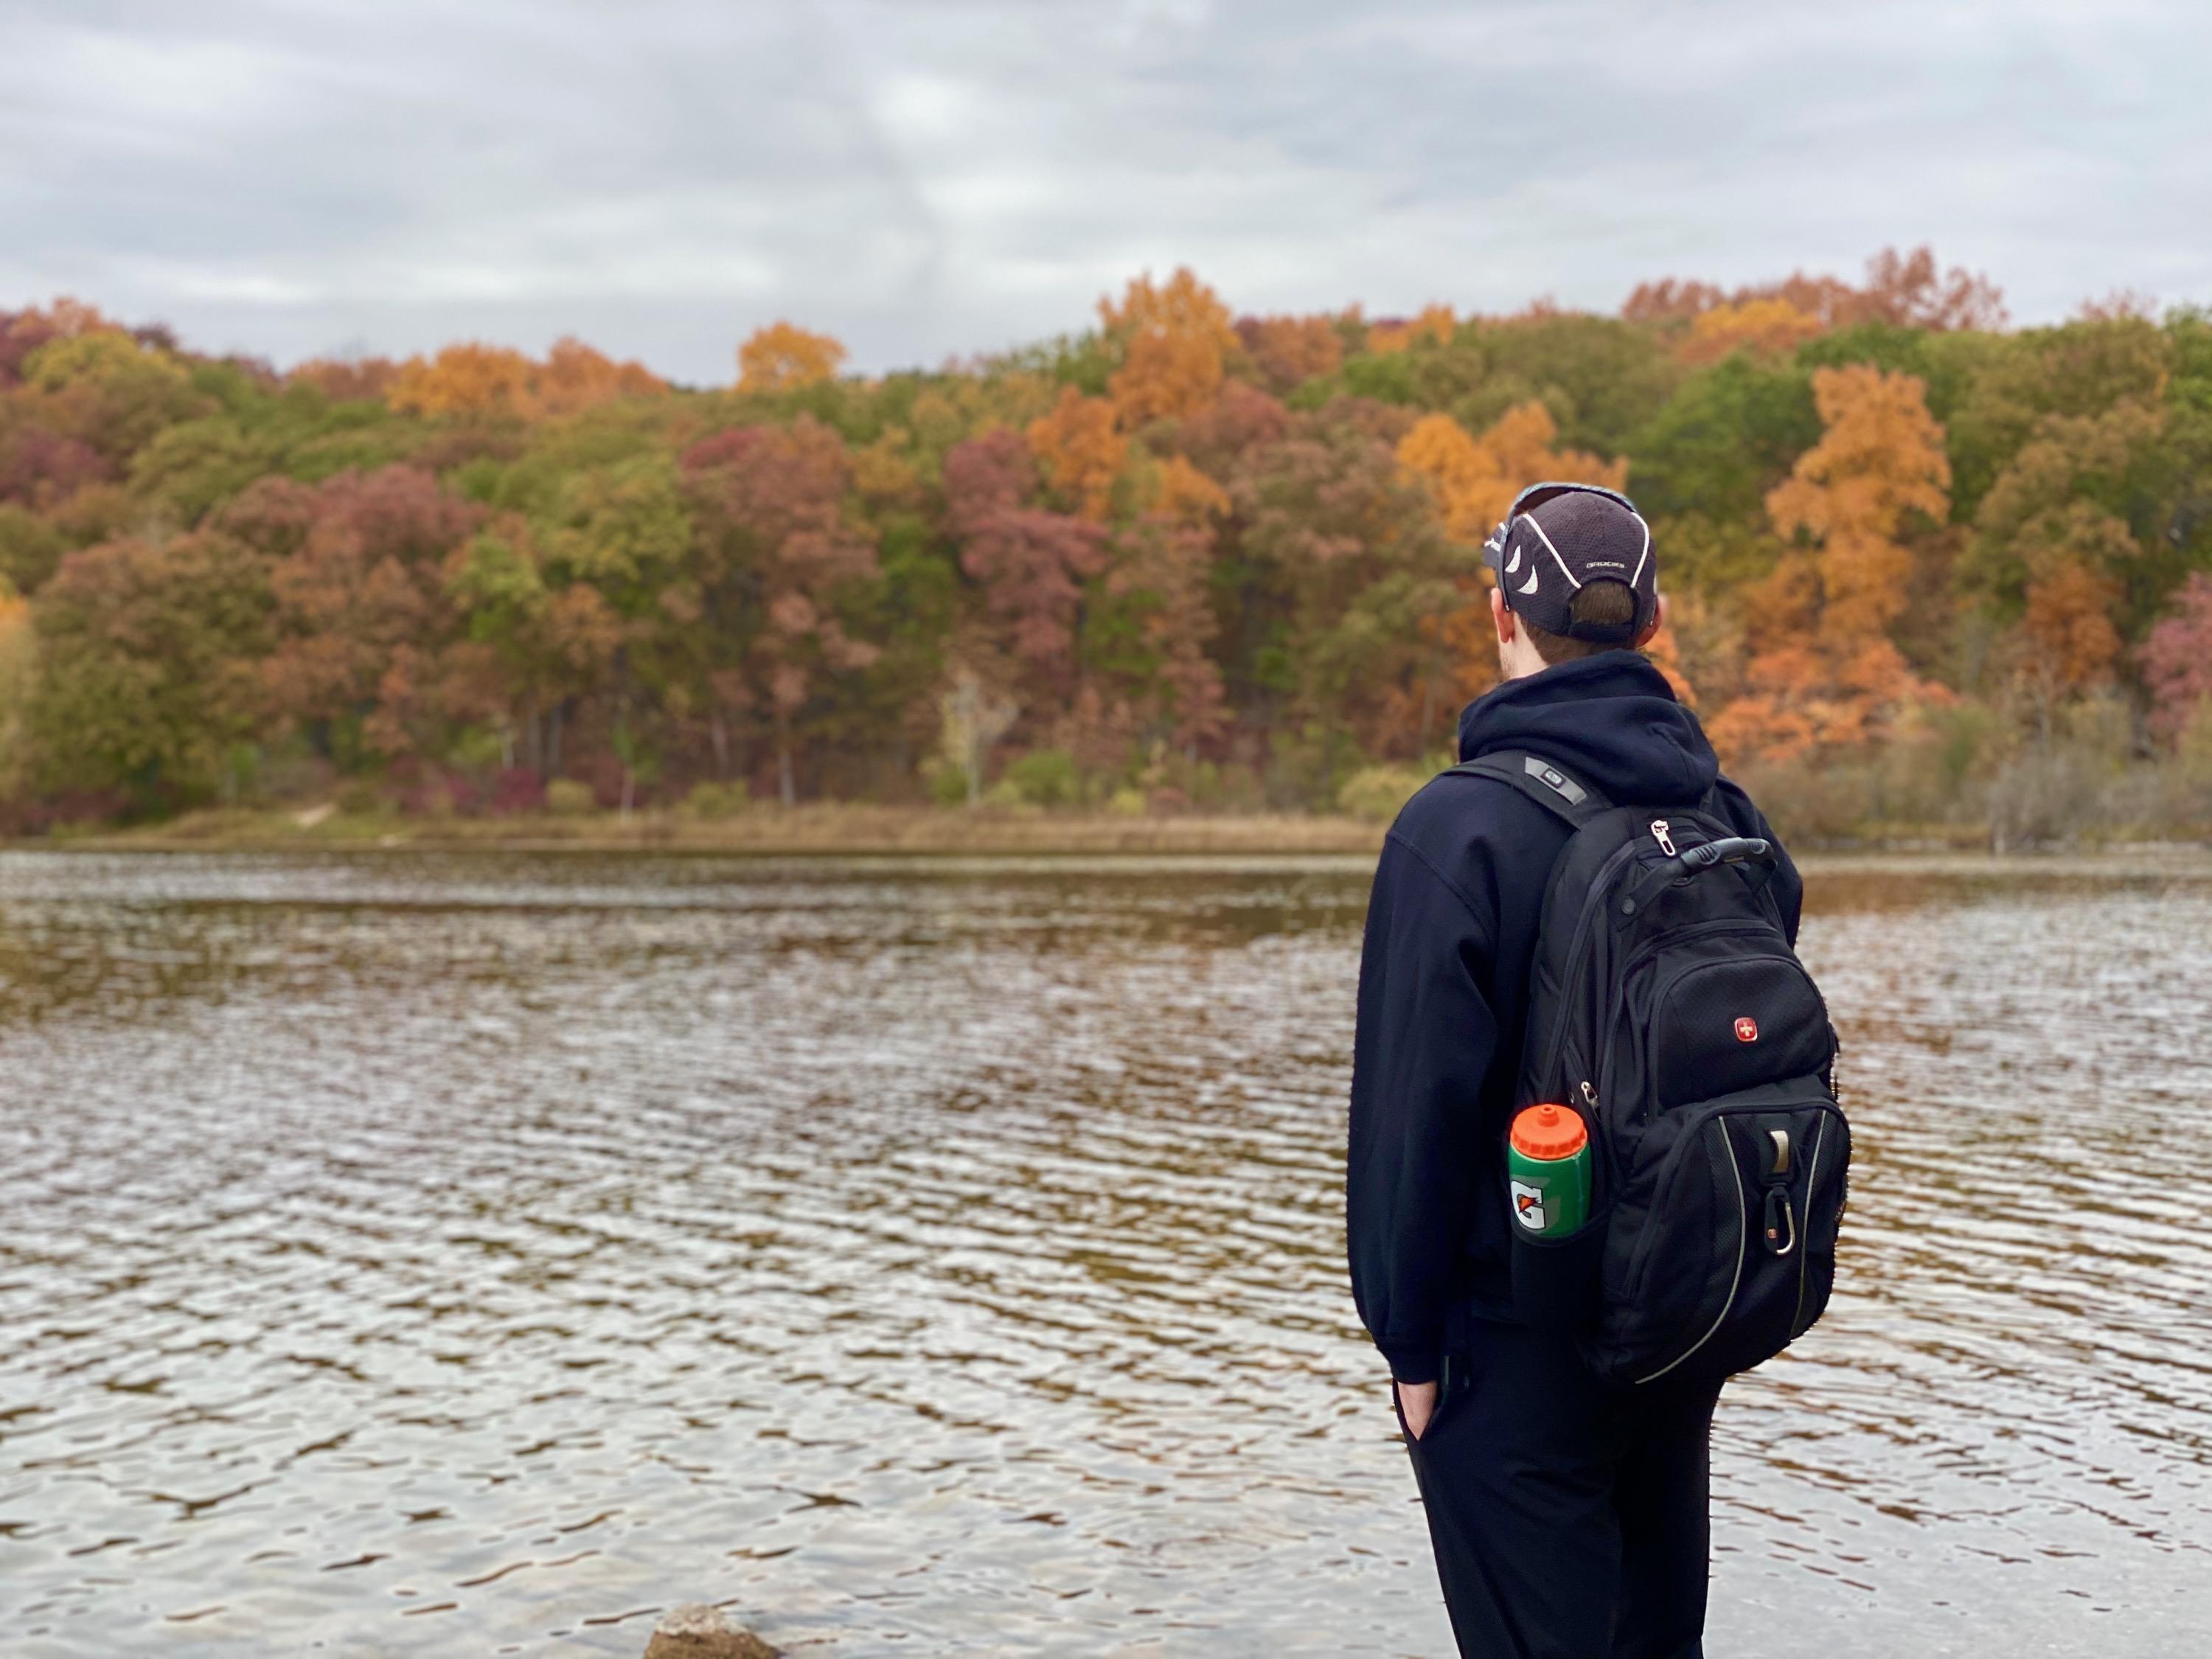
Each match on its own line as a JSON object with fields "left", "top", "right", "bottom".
{"left": 1481, "top": 482, "right": 1663, "bottom": 679}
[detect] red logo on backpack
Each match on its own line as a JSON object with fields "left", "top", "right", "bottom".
{"left": 1734, "top": 1016, "right": 1759, "bottom": 1043}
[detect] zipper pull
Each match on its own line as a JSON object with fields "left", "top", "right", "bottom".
{"left": 1579, "top": 1079, "right": 1599, "bottom": 1112}
{"left": 1650, "top": 818, "right": 1676, "bottom": 857}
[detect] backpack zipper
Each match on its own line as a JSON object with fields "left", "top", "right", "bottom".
{"left": 1650, "top": 819, "right": 1676, "bottom": 857}
{"left": 1534, "top": 836, "right": 1646, "bottom": 1088}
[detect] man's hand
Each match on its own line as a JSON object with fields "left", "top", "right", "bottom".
{"left": 1396, "top": 1378, "right": 1438, "bottom": 1441}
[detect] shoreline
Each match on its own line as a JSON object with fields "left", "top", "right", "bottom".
{"left": 6, "top": 805, "right": 2209, "bottom": 866}
{"left": 10, "top": 805, "right": 1391, "bottom": 858}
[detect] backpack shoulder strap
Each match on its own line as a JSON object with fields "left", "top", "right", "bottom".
{"left": 1439, "top": 752, "right": 1612, "bottom": 832}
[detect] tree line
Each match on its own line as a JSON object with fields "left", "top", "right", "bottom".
{"left": 2, "top": 248, "right": 2208, "bottom": 842}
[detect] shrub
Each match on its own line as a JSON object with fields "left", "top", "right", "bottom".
{"left": 486, "top": 767, "right": 546, "bottom": 815}
{"left": 1986, "top": 749, "right": 2109, "bottom": 849}
{"left": 923, "top": 759, "right": 970, "bottom": 807}
{"left": 1107, "top": 786, "right": 1147, "bottom": 817}
{"left": 1337, "top": 765, "right": 1431, "bottom": 823}
{"left": 545, "top": 778, "right": 594, "bottom": 816}
{"left": 677, "top": 780, "right": 751, "bottom": 819}
{"left": 1001, "top": 747, "right": 1080, "bottom": 807}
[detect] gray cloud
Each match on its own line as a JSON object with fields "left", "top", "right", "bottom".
{"left": 3, "top": 0, "right": 2206, "bottom": 380}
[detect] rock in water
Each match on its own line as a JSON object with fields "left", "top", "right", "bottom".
{"left": 641, "top": 1601, "right": 778, "bottom": 1659}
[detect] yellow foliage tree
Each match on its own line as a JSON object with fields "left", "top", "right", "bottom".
{"left": 1397, "top": 403, "right": 1627, "bottom": 540}
{"left": 1709, "top": 365, "right": 1951, "bottom": 760}
{"left": 1397, "top": 403, "right": 1631, "bottom": 702}
{"left": 1150, "top": 454, "right": 1231, "bottom": 526}
{"left": 1027, "top": 388, "right": 1127, "bottom": 521}
{"left": 737, "top": 321, "right": 847, "bottom": 393}
{"left": 386, "top": 339, "right": 663, "bottom": 419}
{"left": 1368, "top": 303, "right": 1457, "bottom": 355}
{"left": 1099, "top": 268, "right": 1239, "bottom": 425}
{"left": 1679, "top": 298, "right": 1826, "bottom": 364}
{"left": 387, "top": 343, "right": 539, "bottom": 417}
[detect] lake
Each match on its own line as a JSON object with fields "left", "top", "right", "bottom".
{"left": 1, "top": 851, "right": 2208, "bottom": 1656}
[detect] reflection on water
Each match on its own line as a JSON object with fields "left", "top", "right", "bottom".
{"left": 0, "top": 852, "right": 2208, "bottom": 1656}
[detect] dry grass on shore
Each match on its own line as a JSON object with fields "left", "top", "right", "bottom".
{"left": 29, "top": 803, "right": 1392, "bottom": 858}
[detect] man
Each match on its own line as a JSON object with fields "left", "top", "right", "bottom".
{"left": 1346, "top": 484, "right": 1801, "bottom": 1658}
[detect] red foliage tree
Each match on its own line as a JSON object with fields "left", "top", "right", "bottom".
{"left": 2142, "top": 573, "right": 2212, "bottom": 744}
{"left": 682, "top": 417, "right": 880, "bottom": 802}
{"left": 944, "top": 429, "right": 1108, "bottom": 700}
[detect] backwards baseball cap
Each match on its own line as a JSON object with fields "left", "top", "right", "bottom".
{"left": 1481, "top": 481, "right": 1658, "bottom": 644}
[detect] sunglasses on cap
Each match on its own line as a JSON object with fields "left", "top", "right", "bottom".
{"left": 1480, "top": 481, "right": 1642, "bottom": 571}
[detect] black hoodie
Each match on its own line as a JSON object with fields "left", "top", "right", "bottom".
{"left": 1345, "top": 653, "right": 1800, "bottom": 1384}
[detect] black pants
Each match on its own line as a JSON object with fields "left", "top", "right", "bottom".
{"left": 1397, "top": 1320, "right": 1722, "bottom": 1659}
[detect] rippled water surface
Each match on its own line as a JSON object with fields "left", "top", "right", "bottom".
{"left": 2, "top": 851, "right": 2209, "bottom": 1657}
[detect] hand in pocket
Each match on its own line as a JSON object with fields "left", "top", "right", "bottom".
{"left": 1396, "top": 1378, "right": 1439, "bottom": 1441}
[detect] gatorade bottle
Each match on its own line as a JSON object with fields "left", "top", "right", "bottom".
{"left": 1508, "top": 1104, "right": 1590, "bottom": 1238}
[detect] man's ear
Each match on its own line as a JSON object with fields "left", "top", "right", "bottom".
{"left": 1490, "top": 585, "right": 1515, "bottom": 644}
{"left": 1633, "top": 591, "right": 1668, "bottom": 649}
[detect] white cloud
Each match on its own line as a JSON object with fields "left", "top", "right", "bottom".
{"left": 1, "top": 0, "right": 2208, "bottom": 377}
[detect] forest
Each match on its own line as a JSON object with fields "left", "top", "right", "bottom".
{"left": 2, "top": 247, "right": 2209, "bottom": 846}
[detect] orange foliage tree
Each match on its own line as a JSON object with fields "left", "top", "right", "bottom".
{"left": 1709, "top": 365, "right": 1951, "bottom": 759}
{"left": 387, "top": 344, "right": 538, "bottom": 417}
{"left": 1397, "top": 403, "right": 1626, "bottom": 540}
{"left": 736, "top": 322, "right": 847, "bottom": 393}
{"left": 1099, "top": 268, "right": 1240, "bottom": 425}
{"left": 1368, "top": 303, "right": 1456, "bottom": 354}
{"left": 1236, "top": 313, "right": 1344, "bottom": 392}
{"left": 1679, "top": 299, "right": 1826, "bottom": 364}
{"left": 1397, "top": 403, "right": 1631, "bottom": 703}
{"left": 2020, "top": 561, "right": 2121, "bottom": 726}
{"left": 1026, "top": 387, "right": 1127, "bottom": 521}
{"left": 1150, "top": 454, "right": 1231, "bottom": 526}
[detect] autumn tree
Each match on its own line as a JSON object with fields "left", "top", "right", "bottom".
{"left": 1709, "top": 365, "right": 1951, "bottom": 759}
{"left": 287, "top": 356, "right": 399, "bottom": 403}
{"left": 1102, "top": 513, "right": 1226, "bottom": 754}
{"left": 26, "top": 532, "right": 273, "bottom": 805}
{"left": 222, "top": 465, "right": 484, "bottom": 765}
{"left": 1679, "top": 299, "right": 1825, "bottom": 364}
{"left": 387, "top": 344, "right": 539, "bottom": 418}
{"left": 1099, "top": 268, "right": 1240, "bottom": 425}
{"left": 682, "top": 417, "right": 880, "bottom": 803}
{"left": 0, "top": 298, "right": 125, "bottom": 385}
{"left": 736, "top": 322, "right": 846, "bottom": 394}
{"left": 1368, "top": 304, "right": 1457, "bottom": 355}
{"left": 2140, "top": 574, "right": 2212, "bottom": 745}
{"left": 1026, "top": 386, "right": 1127, "bottom": 521}
{"left": 1397, "top": 402, "right": 1627, "bottom": 541}
{"left": 1231, "top": 414, "right": 1470, "bottom": 764}
{"left": 2018, "top": 561, "right": 2121, "bottom": 737}
{"left": 943, "top": 428, "right": 1107, "bottom": 706}
{"left": 1236, "top": 313, "right": 1344, "bottom": 392}
{"left": 443, "top": 515, "right": 625, "bottom": 775}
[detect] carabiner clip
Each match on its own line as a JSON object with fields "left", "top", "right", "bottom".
{"left": 1761, "top": 1187, "right": 1797, "bottom": 1258}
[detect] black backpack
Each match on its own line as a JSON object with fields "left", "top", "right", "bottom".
{"left": 1447, "top": 751, "right": 1851, "bottom": 1388}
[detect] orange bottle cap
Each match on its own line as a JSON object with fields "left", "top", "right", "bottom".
{"left": 1511, "top": 1103, "right": 1588, "bottom": 1161}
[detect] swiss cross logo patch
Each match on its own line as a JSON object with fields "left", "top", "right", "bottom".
{"left": 1734, "top": 1016, "right": 1760, "bottom": 1043}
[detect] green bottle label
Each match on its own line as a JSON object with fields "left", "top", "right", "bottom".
{"left": 1507, "top": 1142, "right": 1590, "bottom": 1238}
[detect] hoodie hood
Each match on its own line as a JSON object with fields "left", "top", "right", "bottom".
{"left": 1455, "top": 653, "right": 1717, "bottom": 805}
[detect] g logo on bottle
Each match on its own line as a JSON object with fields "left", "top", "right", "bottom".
{"left": 1734, "top": 1016, "right": 1759, "bottom": 1043}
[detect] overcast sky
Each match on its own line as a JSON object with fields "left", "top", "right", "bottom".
{"left": 4, "top": 0, "right": 2206, "bottom": 382}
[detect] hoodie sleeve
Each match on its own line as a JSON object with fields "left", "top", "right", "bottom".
{"left": 1346, "top": 832, "right": 1498, "bottom": 1385}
